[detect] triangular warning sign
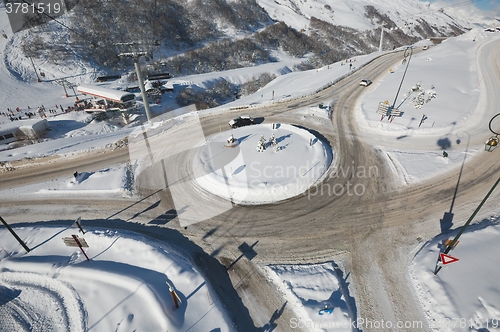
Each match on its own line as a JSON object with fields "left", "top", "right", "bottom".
{"left": 440, "top": 253, "right": 459, "bottom": 265}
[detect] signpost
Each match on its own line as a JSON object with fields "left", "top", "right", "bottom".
{"left": 439, "top": 253, "right": 459, "bottom": 265}
{"left": 62, "top": 234, "right": 90, "bottom": 261}
{"left": 73, "top": 217, "right": 85, "bottom": 234}
{"left": 166, "top": 282, "right": 182, "bottom": 308}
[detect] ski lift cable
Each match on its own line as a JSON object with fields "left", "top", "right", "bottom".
{"left": 16, "top": 0, "right": 97, "bottom": 48}
{"left": 438, "top": 0, "right": 484, "bottom": 10}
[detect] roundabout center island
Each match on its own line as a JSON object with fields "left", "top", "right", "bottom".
{"left": 194, "top": 123, "right": 333, "bottom": 205}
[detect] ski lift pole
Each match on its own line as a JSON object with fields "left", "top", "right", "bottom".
{"left": 435, "top": 176, "right": 500, "bottom": 275}
{"left": 28, "top": 56, "right": 41, "bottom": 83}
{"left": 133, "top": 56, "right": 153, "bottom": 121}
{"left": 118, "top": 50, "right": 153, "bottom": 121}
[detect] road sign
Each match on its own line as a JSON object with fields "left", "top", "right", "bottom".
{"left": 63, "top": 235, "right": 89, "bottom": 248}
{"left": 62, "top": 235, "right": 90, "bottom": 261}
{"left": 440, "top": 253, "right": 459, "bottom": 265}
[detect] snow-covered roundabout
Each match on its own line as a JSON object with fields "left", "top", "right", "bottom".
{"left": 194, "top": 123, "right": 333, "bottom": 204}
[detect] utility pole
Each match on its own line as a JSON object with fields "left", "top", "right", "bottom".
{"left": 0, "top": 215, "right": 30, "bottom": 253}
{"left": 118, "top": 51, "right": 153, "bottom": 121}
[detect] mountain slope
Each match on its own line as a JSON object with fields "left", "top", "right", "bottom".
{"left": 3, "top": 0, "right": 482, "bottom": 81}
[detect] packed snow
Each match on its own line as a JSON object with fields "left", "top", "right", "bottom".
{"left": 0, "top": 165, "right": 133, "bottom": 199}
{"left": 266, "top": 262, "right": 355, "bottom": 332}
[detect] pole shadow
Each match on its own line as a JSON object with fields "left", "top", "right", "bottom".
{"left": 439, "top": 132, "right": 470, "bottom": 233}
{"left": 0, "top": 285, "right": 21, "bottom": 306}
{"left": 259, "top": 301, "right": 287, "bottom": 331}
{"left": 226, "top": 241, "right": 258, "bottom": 271}
{"left": 148, "top": 207, "right": 187, "bottom": 225}
{"left": 128, "top": 199, "right": 162, "bottom": 220}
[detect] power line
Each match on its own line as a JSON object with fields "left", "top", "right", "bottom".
{"left": 438, "top": 0, "right": 484, "bottom": 10}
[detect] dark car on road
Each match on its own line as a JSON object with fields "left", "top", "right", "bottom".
{"left": 229, "top": 115, "right": 254, "bottom": 128}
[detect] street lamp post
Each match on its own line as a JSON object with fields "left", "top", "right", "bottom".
{"left": 434, "top": 176, "right": 500, "bottom": 275}
{"left": 391, "top": 46, "right": 413, "bottom": 109}
{"left": 435, "top": 113, "right": 500, "bottom": 275}
{"left": 0, "top": 215, "right": 30, "bottom": 253}
{"left": 485, "top": 113, "right": 500, "bottom": 152}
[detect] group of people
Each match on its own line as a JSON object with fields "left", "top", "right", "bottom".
{"left": 2, "top": 104, "right": 61, "bottom": 122}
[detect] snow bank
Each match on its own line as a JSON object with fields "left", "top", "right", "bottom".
{"left": 410, "top": 219, "right": 500, "bottom": 332}
{"left": 0, "top": 227, "right": 232, "bottom": 331}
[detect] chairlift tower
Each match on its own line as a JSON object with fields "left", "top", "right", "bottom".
{"left": 379, "top": 23, "right": 387, "bottom": 52}
{"left": 118, "top": 51, "right": 154, "bottom": 122}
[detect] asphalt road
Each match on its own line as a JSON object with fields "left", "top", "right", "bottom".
{"left": 1, "top": 40, "right": 500, "bottom": 331}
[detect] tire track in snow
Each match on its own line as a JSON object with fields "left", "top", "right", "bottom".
{"left": 0, "top": 271, "right": 87, "bottom": 332}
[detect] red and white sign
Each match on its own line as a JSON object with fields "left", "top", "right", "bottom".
{"left": 440, "top": 253, "right": 459, "bottom": 265}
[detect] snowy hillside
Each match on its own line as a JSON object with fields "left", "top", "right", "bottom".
{"left": 259, "top": 0, "right": 462, "bottom": 32}
{"left": 258, "top": 0, "right": 476, "bottom": 36}
{"left": 1, "top": 0, "right": 486, "bottom": 86}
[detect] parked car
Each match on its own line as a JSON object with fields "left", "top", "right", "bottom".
{"left": 360, "top": 79, "right": 372, "bottom": 87}
{"left": 229, "top": 115, "right": 254, "bottom": 128}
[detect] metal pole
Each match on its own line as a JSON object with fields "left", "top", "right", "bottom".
{"left": 379, "top": 26, "right": 384, "bottom": 52}
{"left": 435, "top": 176, "right": 500, "bottom": 275}
{"left": 391, "top": 47, "right": 413, "bottom": 109}
{"left": 72, "top": 235, "right": 90, "bottom": 261}
{"left": 134, "top": 57, "right": 153, "bottom": 121}
{"left": 0, "top": 215, "right": 31, "bottom": 253}
{"left": 29, "top": 56, "right": 41, "bottom": 82}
